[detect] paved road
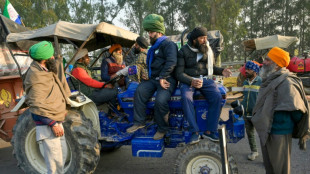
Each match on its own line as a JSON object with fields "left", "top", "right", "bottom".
{"left": 1, "top": 106, "right": 309, "bottom": 174}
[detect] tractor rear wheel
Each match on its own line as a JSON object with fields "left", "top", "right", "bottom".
{"left": 12, "top": 109, "right": 100, "bottom": 174}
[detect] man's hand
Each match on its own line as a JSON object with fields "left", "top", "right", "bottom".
{"left": 160, "top": 79, "right": 170, "bottom": 89}
{"left": 191, "top": 79, "right": 203, "bottom": 89}
{"left": 222, "top": 67, "right": 232, "bottom": 78}
{"left": 104, "top": 84, "right": 113, "bottom": 88}
{"left": 51, "top": 123, "right": 64, "bottom": 137}
{"left": 110, "top": 73, "right": 117, "bottom": 79}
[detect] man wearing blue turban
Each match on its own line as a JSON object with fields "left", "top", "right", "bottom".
{"left": 241, "top": 61, "right": 262, "bottom": 161}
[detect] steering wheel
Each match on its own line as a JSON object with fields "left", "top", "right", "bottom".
{"left": 103, "top": 74, "right": 123, "bottom": 87}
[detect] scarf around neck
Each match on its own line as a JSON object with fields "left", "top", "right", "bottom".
{"left": 187, "top": 41, "right": 214, "bottom": 77}
{"left": 146, "top": 36, "right": 167, "bottom": 78}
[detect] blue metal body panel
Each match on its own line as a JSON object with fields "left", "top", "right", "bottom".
{"left": 132, "top": 137, "right": 164, "bottom": 157}
{"left": 99, "top": 82, "right": 245, "bottom": 153}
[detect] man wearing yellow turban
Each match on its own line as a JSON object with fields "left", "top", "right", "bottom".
{"left": 252, "top": 47, "right": 310, "bottom": 174}
{"left": 24, "top": 41, "right": 71, "bottom": 174}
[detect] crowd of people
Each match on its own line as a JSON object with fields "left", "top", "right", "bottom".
{"left": 23, "top": 13, "right": 309, "bottom": 174}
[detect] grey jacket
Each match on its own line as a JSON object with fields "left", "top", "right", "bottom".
{"left": 252, "top": 68, "right": 310, "bottom": 149}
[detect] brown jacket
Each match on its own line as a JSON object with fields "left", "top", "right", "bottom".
{"left": 24, "top": 58, "right": 71, "bottom": 121}
{"left": 252, "top": 68, "right": 310, "bottom": 149}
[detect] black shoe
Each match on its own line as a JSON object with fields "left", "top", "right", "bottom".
{"left": 202, "top": 132, "right": 219, "bottom": 142}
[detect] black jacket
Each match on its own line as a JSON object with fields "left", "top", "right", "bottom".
{"left": 176, "top": 44, "right": 224, "bottom": 85}
{"left": 148, "top": 38, "right": 178, "bottom": 79}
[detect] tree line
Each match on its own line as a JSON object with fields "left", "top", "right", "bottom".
{"left": 0, "top": 0, "right": 309, "bottom": 63}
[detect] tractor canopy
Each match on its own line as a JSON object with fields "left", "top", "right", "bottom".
{"left": 243, "top": 35, "right": 298, "bottom": 51}
{"left": 6, "top": 21, "right": 139, "bottom": 52}
{"left": 6, "top": 20, "right": 139, "bottom": 69}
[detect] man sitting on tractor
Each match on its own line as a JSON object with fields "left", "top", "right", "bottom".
{"left": 71, "top": 48, "right": 117, "bottom": 106}
{"left": 101, "top": 44, "right": 126, "bottom": 87}
{"left": 126, "top": 36, "right": 149, "bottom": 83}
{"left": 126, "top": 14, "right": 178, "bottom": 140}
{"left": 175, "top": 27, "right": 232, "bottom": 144}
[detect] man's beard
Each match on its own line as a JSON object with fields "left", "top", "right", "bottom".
{"left": 194, "top": 40, "right": 208, "bottom": 54}
{"left": 133, "top": 47, "right": 141, "bottom": 54}
{"left": 246, "top": 72, "right": 254, "bottom": 79}
{"left": 113, "top": 52, "right": 123, "bottom": 65}
{"left": 45, "top": 58, "right": 57, "bottom": 74}
{"left": 259, "top": 62, "right": 277, "bottom": 80}
{"left": 150, "top": 33, "right": 159, "bottom": 45}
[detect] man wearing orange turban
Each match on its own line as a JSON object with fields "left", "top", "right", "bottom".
{"left": 101, "top": 44, "right": 126, "bottom": 86}
{"left": 252, "top": 47, "right": 310, "bottom": 174}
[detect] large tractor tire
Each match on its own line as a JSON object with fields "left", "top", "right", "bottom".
{"left": 174, "top": 140, "right": 238, "bottom": 174}
{"left": 12, "top": 109, "right": 100, "bottom": 174}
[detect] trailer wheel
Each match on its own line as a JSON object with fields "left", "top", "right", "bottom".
{"left": 12, "top": 109, "right": 100, "bottom": 174}
{"left": 174, "top": 140, "right": 238, "bottom": 174}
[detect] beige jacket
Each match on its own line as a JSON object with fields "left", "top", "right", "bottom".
{"left": 24, "top": 57, "right": 71, "bottom": 121}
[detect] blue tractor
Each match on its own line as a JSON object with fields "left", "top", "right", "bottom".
{"left": 9, "top": 21, "right": 245, "bottom": 174}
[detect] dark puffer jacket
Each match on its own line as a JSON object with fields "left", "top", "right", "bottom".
{"left": 148, "top": 38, "right": 178, "bottom": 79}
{"left": 176, "top": 44, "right": 224, "bottom": 85}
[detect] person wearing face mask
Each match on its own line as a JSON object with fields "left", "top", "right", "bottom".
{"left": 240, "top": 61, "right": 262, "bottom": 161}
{"left": 175, "top": 27, "right": 232, "bottom": 144}
{"left": 126, "top": 36, "right": 149, "bottom": 83}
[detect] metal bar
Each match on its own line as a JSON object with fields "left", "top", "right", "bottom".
{"left": 64, "top": 38, "right": 78, "bottom": 49}
{"left": 65, "top": 30, "right": 95, "bottom": 70}
{"left": 5, "top": 42, "right": 22, "bottom": 77}
{"left": 53, "top": 36, "right": 60, "bottom": 58}
{"left": 218, "top": 125, "right": 229, "bottom": 174}
{"left": 90, "top": 49, "right": 106, "bottom": 67}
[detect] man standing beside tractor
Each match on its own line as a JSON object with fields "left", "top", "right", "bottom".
{"left": 175, "top": 27, "right": 232, "bottom": 144}
{"left": 252, "top": 47, "right": 310, "bottom": 174}
{"left": 24, "top": 41, "right": 71, "bottom": 174}
{"left": 127, "top": 14, "right": 178, "bottom": 140}
{"left": 240, "top": 61, "right": 262, "bottom": 161}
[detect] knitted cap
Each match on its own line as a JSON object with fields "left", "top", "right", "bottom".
{"left": 267, "top": 47, "right": 290, "bottom": 67}
{"left": 29, "top": 41, "right": 54, "bottom": 60}
{"left": 142, "top": 14, "right": 165, "bottom": 34}
{"left": 109, "top": 44, "right": 122, "bottom": 54}
{"left": 136, "top": 36, "right": 149, "bottom": 49}
{"left": 189, "top": 27, "right": 208, "bottom": 41}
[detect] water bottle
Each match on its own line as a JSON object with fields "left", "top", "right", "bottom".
{"left": 199, "top": 75, "right": 203, "bottom": 88}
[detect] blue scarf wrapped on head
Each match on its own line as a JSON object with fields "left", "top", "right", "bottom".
{"left": 146, "top": 36, "right": 167, "bottom": 78}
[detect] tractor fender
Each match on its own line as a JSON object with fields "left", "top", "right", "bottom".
{"left": 80, "top": 102, "right": 101, "bottom": 136}
{"left": 69, "top": 91, "right": 101, "bottom": 136}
